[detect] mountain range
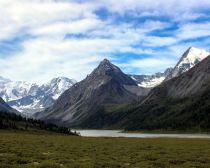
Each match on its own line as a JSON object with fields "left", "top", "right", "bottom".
{"left": 0, "top": 77, "right": 76, "bottom": 116}
{"left": 34, "top": 47, "right": 210, "bottom": 130}
{"left": 1, "top": 46, "right": 210, "bottom": 131}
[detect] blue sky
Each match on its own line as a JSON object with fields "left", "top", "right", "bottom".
{"left": 0, "top": 0, "right": 210, "bottom": 83}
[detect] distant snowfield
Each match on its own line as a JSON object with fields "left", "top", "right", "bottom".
{"left": 75, "top": 130, "right": 210, "bottom": 139}
{"left": 138, "top": 76, "right": 165, "bottom": 88}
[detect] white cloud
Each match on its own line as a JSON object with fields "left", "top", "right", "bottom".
{"left": 0, "top": 0, "right": 96, "bottom": 40}
{"left": 142, "top": 36, "right": 177, "bottom": 47}
{"left": 32, "top": 18, "right": 103, "bottom": 37}
{"left": 0, "top": 0, "right": 210, "bottom": 83}
{"left": 177, "top": 22, "right": 210, "bottom": 40}
{"left": 96, "top": 0, "right": 210, "bottom": 14}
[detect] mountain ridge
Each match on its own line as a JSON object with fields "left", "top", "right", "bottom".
{"left": 129, "top": 68, "right": 173, "bottom": 88}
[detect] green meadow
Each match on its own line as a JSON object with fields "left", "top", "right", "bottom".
{"left": 0, "top": 131, "right": 210, "bottom": 168}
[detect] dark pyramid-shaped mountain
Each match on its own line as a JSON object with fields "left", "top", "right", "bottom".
{"left": 90, "top": 59, "right": 137, "bottom": 85}
{"left": 120, "top": 55, "right": 210, "bottom": 130}
{"left": 34, "top": 59, "right": 142, "bottom": 127}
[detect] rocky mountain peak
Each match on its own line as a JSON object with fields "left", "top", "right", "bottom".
{"left": 100, "top": 58, "right": 111, "bottom": 65}
{"left": 93, "top": 59, "right": 121, "bottom": 75}
{"left": 89, "top": 59, "right": 137, "bottom": 86}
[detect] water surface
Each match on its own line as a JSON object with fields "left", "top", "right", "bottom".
{"left": 74, "top": 129, "right": 210, "bottom": 138}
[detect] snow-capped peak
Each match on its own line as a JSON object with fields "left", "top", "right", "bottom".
{"left": 165, "top": 47, "right": 210, "bottom": 80}
{"left": 177, "top": 47, "right": 210, "bottom": 69}
{"left": 42, "top": 77, "right": 76, "bottom": 99}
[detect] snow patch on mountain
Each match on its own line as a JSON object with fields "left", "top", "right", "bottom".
{"left": 138, "top": 76, "right": 165, "bottom": 88}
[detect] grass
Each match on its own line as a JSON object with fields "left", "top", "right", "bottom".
{"left": 0, "top": 131, "right": 210, "bottom": 168}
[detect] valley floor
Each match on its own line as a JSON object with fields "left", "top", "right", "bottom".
{"left": 0, "top": 131, "right": 210, "bottom": 168}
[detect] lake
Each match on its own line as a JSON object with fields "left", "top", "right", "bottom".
{"left": 74, "top": 129, "right": 210, "bottom": 138}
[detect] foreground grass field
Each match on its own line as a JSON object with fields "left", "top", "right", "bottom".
{"left": 0, "top": 131, "right": 210, "bottom": 168}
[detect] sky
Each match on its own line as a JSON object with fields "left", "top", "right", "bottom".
{"left": 0, "top": 0, "right": 210, "bottom": 83}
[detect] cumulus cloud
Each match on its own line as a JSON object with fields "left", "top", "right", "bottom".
{"left": 0, "top": 0, "right": 210, "bottom": 83}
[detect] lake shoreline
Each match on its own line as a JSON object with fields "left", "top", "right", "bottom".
{"left": 72, "top": 128, "right": 210, "bottom": 134}
{"left": 73, "top": 129, "right": 210, "bottom": 139}
{"left": 122, "top": 130, "right": 210, "bottom": 134}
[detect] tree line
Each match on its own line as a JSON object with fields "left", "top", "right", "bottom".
{"left": 0, "top": 112, "right": 78, "bottom": 135}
